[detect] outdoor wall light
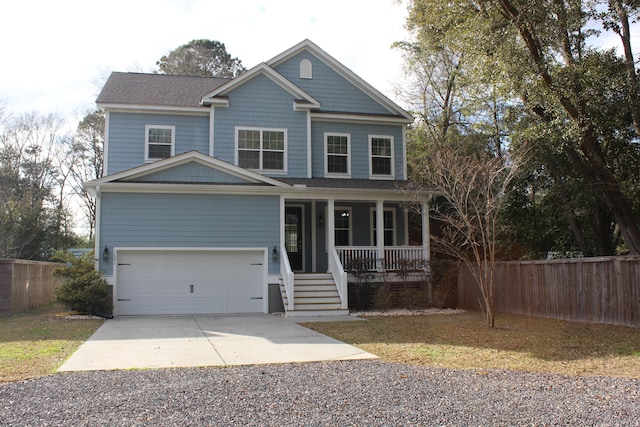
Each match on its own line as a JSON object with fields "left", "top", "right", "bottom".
{"left": 318, "top": 214, "right": 325, "bottom": 227}
{"left": 272, "top": 245, "right": 278, "bottom": 261}
{"left": 102, "top": 245, "right": 110, "bottom": 262}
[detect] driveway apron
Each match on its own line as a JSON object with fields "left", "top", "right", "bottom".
{"left": 58, "top": 314, "right": 377, "bottom": 372}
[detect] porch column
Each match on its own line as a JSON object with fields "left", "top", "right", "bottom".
{"left": 376, "top": 200, "right": 385, "bottom": 270}
{"left": 422, "top": 200, "right": 430, "bottom": 261}
{"left": 327, "top": 199, "right": 335, "bottom": 270}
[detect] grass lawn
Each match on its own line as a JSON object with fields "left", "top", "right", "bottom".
{"left": 303, "top": 311, "right": 640, "bottom": 378}
{"left": 0, "top": 305, "right": 104, "bottom": 383}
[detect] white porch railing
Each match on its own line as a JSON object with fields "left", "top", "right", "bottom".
{"left": 329, "top": 247, "right": 348, "bottom": 309}
{"left": 336, "top": 246, "right": 428, "bottom": 271}
{"left": 280, "top": 244, "right": 294, "bottom": 310}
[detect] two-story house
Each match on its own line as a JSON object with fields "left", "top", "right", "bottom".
{"left": 85, "top": 40, "right": 433, "bottom": 317}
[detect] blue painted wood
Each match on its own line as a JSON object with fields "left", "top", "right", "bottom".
{"left": 214, "top": 74, "right": 309, "bottom": 178}
{"left": 311, "top": 121, "right": 405, "bottom": 180}
{"left": 107, "top": 112, "right": 209, "bottom": 174}
{"left": 99, "top": 193, "right": 280, "bottom": 275}
{"left": 273, "top": 50, "right": 392, "bottom": 116}
{"left": 128, "top": 161, "right": 253, "bottom": 184}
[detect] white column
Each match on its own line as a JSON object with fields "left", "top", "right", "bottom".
{"left": 311, "top": 200, "right": 317, "bottom": 272}
{"left": 327, "top": 199, "right": 335, "bottom": 272}
{"left": 376, "top": 200, "right": 385, "bottom": 270}
{"left": 422, "top": 200, "right": 430, "bottom": 261}
{"left": 280, "top": 195, "right": 285, "bottom": 250}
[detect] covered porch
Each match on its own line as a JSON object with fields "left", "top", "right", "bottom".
{"left": 277, "top": 188, "right": 431, "bottom": 315}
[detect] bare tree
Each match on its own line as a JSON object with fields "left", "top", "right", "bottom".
{"left": 66, "top": 110, "right": 104, "bottom": 240}
{"left": 410, "top": 138, "right": 524, "bottom": 327}
{"left": 0, "top": 112, "right": 76, "bottom": 258}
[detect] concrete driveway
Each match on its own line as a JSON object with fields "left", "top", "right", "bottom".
{"left": 58, "top": 314, "right": 377, "bottom": 372}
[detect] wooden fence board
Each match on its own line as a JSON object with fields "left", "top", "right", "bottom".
{"left": 457, "top": 256, "right": 640, "bottom": 327}
{"left": 0, "top": 260, "right": 63, "bottom": 316}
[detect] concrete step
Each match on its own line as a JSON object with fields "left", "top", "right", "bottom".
{"left": 289, "top": 302, "right": 344, "bottom": 310}
{"left": 294, "top": 290, "right": 339, "bottom": 298}
{"left": 295, "top": 296, "right": 341, "bottom": 305}
{"left": 285, "top": 309, "right": 350, "bottom": 317}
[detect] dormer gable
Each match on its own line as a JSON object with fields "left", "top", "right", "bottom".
{"left": 267, "top": 40, "right": 413, "bottom": 122}
{"left": 200, "top": 63, "right": 320, "bottom": 110}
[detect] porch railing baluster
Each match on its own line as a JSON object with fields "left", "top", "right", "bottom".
{"left": 335, "top": 246, "right": 428, "bottom": 272}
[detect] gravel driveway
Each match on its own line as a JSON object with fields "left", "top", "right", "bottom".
{"left": 1, "top": 360, "right": 638, "bottom": 426}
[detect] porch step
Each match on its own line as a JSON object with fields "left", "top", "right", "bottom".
{"left": 279, "top": 273, "right": 347, "bottom": 316}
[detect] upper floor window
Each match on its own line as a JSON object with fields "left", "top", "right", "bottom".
{"left": 145, "top": 125, "right": 175, "bottom": 162}
{"left": 325, "top": 133, "right": 350, "bottom": 177}
{"left": 236, "top": 127, "right": 286, "bottom": 172}
{"left": 369, "top": 135, "right": 394, "bottom": 178}
{"left": 300, "top": 59, "right": 312, "bottom": 79}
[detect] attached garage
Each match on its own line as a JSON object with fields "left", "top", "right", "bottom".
{"left": 114, "top": 249, "right": 266, "bottom": 315}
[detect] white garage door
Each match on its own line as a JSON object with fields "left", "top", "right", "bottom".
{"left": 115, "top": 250, "right": 265, "bottom": 315}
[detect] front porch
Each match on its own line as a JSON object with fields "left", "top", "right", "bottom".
{"left": 278, "top": 196, "right": 430, "bottom": 316}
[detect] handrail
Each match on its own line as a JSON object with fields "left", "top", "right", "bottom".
{"left": 280, "top": 244, "right": 294, "bottom": 310}
{"left": 329, "top": 247, "right": 348, "bottom": 309}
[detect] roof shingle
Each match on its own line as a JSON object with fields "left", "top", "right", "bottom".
{"left": 96, "top": 72, "right": 230, "bottom": 108}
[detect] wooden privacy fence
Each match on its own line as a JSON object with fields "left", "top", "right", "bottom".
{"left": 458, "top": 256, "right": 640, "bottom": 327}
{"left": 0, "top": 259, "right": 63, "bottom": 316}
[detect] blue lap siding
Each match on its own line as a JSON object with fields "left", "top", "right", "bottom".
{"left": 107, "top": 112, "right": 210, "bottom": 175}
{"left": 99, "top": 192, "right": 280, "bottom": 276}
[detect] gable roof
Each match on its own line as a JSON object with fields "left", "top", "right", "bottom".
{"left": 85, "top": 151, "right": 290, "bottom": 190}
{"left": 96, "top": 72, "right": 229, "bottom": 110}
{"left": 267, "top": 40, "right": 413, "bottom": 122}
{"left": 200, "top": 63, "right": 320, "bottom": 108}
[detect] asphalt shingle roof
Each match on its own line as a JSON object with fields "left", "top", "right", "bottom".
{"left": 96, "top": 72, "right": 230, "bottom": 108}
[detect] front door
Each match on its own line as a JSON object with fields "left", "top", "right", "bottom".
{"left": 285, "top": 206, "right": 303, "bottom": 271}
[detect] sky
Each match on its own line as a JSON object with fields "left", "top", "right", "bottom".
{"left": 0, "top": 0, "right": 411, "bottom": 126}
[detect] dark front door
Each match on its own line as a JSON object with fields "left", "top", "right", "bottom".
{"left": 285, "top": 206, "right": 303, "bottom": 271}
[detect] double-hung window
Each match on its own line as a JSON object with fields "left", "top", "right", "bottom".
{"left": 236, "top": 127, "right": 286, "bottom": 172}
{"left": 369, "top": 135, "right": 394, "bottom": 178}
{"left": 334, "top": 208, "right": 352, "bottom": 246}
{"left": 325, "top": 133, "right": 350, "bottom": 177}
{"left": 371, "top": 208, "right": 396, "bottom": 246}
{"left": 145, "top": 125, "right": 175, "bottom": 161}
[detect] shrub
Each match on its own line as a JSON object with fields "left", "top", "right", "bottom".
{"left": 52, "top": 251, "right": 112, "bottom": 315}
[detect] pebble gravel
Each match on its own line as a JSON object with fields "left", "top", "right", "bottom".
{"left": 1, "top": 360, "right": 638, "bottom": 426}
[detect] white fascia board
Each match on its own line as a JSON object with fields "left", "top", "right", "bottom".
{"left": 91, "top": 181, "right": 432, "bottom": 201}
{"left": 268, "top": 40, "right": 413, "bottom": 121}
{"left": 97, "top": 103, "right": 209, "bottom": 115}
{"left": 311, "top": 112, "right": 411, "bottom": 125}
{"left": 200, "top": 98, "right": 229, "bottom": 107}
{"left": 85, "top": 151, "right": 290, "bottom": 188}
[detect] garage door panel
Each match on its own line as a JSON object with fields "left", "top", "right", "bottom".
{"left": 116, "top": 250, "right": 264, "bottom": 315}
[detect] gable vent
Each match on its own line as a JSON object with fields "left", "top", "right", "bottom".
{"left": 300, "top": 59, "right": 312, "bottom": 79}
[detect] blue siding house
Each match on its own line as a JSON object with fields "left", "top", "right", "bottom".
{"left": 86, "top": 40, "right": 433, "bottom": 316}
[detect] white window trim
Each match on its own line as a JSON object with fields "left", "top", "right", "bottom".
{"left": 324, "top": 132, "right": 351, "bottom": 178}
{"left": 145, "top": 125, "right": 175, "bottom": 162}
{"left": 368, "top": 134, "right": 395, "bottom": 179}
{"left": 326, "top": 206, "right": 353, "bottom": 250}
{"left": 234, "top": 126, "right": 288, "bottom": 174}
{"left": 369, "top": 207, "right": 397, "bottom": 246}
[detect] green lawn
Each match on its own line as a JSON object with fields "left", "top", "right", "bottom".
{"left": 304, "top": 311, "right": 640, "bottom": 378}
{"left": 0, "top": 305, "right": 104, "bottom": 383}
